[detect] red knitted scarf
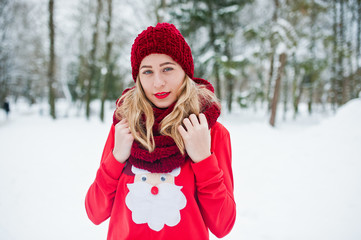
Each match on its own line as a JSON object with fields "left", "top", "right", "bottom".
{"left": 113, "top": 78, "right": 220, "bottom": 173}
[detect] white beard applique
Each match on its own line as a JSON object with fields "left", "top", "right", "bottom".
{"left": 125, "top": 166, "right": 187, "bottom": 231}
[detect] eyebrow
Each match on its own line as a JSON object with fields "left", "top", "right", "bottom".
{"left": 159, "top": 62, "right": 176, "bottom": 67}
{"left": 140, "top": 65, "right": 152, "bottom": 69}
{"left": 140, "top": 62, "right": 176, "bottom": 69}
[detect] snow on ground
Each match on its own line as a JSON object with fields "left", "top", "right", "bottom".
{"left": 0, "top": 99, "right": 360, "bottom": 240}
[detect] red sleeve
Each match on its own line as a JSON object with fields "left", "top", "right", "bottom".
{"left": 191, "top": 122, "right": 236, "bottom": 238}
{"left": 85, "top": 125, "right": 126, "bottom": 225}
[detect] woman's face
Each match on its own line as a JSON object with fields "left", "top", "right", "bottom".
{"left": 139, "top": 54, "right": 185, "bottom": 108}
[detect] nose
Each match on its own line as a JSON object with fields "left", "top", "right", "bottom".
{"left": 153, "top": 73, "right": 165, "bottom": 88}
{"left": 151, "top": 186, "right": 159, "bottom": 195}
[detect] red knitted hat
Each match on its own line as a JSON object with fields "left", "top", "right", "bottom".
{"left": 131, "top": 23, "right": 194, "bottom": 81}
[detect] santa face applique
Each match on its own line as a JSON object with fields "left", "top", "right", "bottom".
{"left": 125, "top": 166, "right": 187, "bottom": 231}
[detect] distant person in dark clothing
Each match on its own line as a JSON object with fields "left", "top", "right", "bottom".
{"left": 3, "top": 100, "right": 10, "bottom": 118}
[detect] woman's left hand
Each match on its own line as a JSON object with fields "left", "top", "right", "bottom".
{"left": 178, "top": 113, "right": 211, "bottom": 163}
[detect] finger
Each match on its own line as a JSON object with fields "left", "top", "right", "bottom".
{"left": 123, "top": 122, "right": 131, "bottom": 132}
{"left": 189, "top": 114, "right": 200, "bottom": 126}
{"left": 183, "top": 118, "right": 193, "bottom": 131}
{"left": 199, "top": 113, "right": 208, "bottom": 127}
{"left": 116, "top": 118, "right": 127, "bottom": 127}
{"left": 116, "top": 121, "right": 131, "bottom": 133}
{"left": 122, "top": 120, "right": 130, "bottom": 127}
{"left": 178, "top": 125, "right": 188, "bottom": 138}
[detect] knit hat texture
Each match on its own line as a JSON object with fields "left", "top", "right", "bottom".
{"left": 131, "top": 22, "right": 194, "bottom": 81}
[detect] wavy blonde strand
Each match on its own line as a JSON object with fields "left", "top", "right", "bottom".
{"left": 115, "top": 75, "right": 220, "bottom": 154}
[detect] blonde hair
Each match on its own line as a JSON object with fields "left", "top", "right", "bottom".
{"left": 115, "top": 75, "right": 220, "bottom": 155}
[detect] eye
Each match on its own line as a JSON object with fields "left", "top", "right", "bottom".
{"left": 141, "top": 175, "right": 147, "bottom": 182}
{"left": 142, "top": 70, "right": 153, "bottom": 75}
{"left": 160, "top": 175, "right": 166, "bottom": 182}
{"left": 163, "top": 67, "right": 173, "bottom": 72}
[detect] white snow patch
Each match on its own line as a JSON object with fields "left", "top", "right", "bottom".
{"left": 0, "top": 99, "right": 360, "bottom": 240}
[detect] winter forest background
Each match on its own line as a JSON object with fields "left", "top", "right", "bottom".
{"left": 1, "top": 0, "right": 361, "bottom": 123}
{"left": 1, "top": 0, "right": 361, "bottom": 240}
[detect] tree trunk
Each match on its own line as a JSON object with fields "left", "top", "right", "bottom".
{"left": 294, "top": 83, "right": 304, "bottom": 118}
{"left": 225, "top": 71, "right": 234, "bottom": 112}
{"left": 266, "top": 52, "right": 275, "bottom": 111}
{"left": 155, "top": 0, "right": 166, "bottom": 23}
{"left": 339, "top": 0, "right": 349, "bottom": 105}
{"left": 307, "top": 86, "right": 313, "bottom": 114}
{"left": 267, "top": 0, "right": 279, "bottom": 112}
{"left": 357, "top": 0, "right": 361, "bottom": 97}
{"left": 207, "top": 1, "right": 222, "bottom": 100}
{"left": 336, "top": 0, "right": 346, "bottom": 105}
{"left": 331, "top": 0, "right": 338, "bottom": 110}
{"left": 269, "top": 53, "right": 287, "bottom": 127}
{"left": 0, "top": 0, "right": 11, "bottom": 104}
{"left": 358, "top": 0, "right": 361, "bottom": 71}
{"left": 86, "top": 0, "right": 102, "bottom": 119}
{"left": 292, "top": 53, "right": 302, "bottom": 118}
{"left": 282, "top": 70, "right": 288, "bottom": 121}
{"left": 346, "top": 40, "right": 354, "bottom": 100}
{"left": 48, "top": 0, "right": 56, "bottom": 119}
{"left": 100, "top": 0, "right": 113, "bottom": 121}
{"left": 308, "top": 0, "right": 317, "bottom": 115}
{"left": 214, "top": 61, "right": 221, "bottom": 100}
{"left": 224, "top": 40, "right": 234, "bottom": 112}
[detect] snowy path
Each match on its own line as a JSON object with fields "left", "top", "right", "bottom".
{"left": 0, "top": 99, "right": 360, "bottom": 240}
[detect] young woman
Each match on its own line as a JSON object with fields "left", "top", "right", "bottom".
{"left": 85, "top": 22, "right": 236, "bottom": 240}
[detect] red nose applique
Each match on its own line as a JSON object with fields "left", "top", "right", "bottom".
{"left": 151, "top": 186, "right": 159, "bottom": 195}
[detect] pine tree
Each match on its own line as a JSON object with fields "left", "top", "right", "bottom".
{"left": 168, "top": 0, "right": 253, "bottom": 109}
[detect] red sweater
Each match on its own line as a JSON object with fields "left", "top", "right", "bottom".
{"left": 85, "top": 121, "right": 236, "bottom": 239}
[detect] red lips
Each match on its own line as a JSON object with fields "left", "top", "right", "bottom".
{"left": 154, "top": 92, "right": 170, "bottom": 99}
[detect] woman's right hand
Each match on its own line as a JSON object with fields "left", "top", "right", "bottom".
{"left": 113, "top": 119, "right": 134, "bottom": 163}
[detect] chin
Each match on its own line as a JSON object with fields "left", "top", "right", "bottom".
{"left": 152, "top": 98, "right": 175, "bottom": 109}
{"left": 154, "top": 102, "right": 172, "bottom": 109}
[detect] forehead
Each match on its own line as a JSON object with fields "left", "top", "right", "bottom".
{"left": 140, "top": 53, "right": 177, "bottom": 66}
